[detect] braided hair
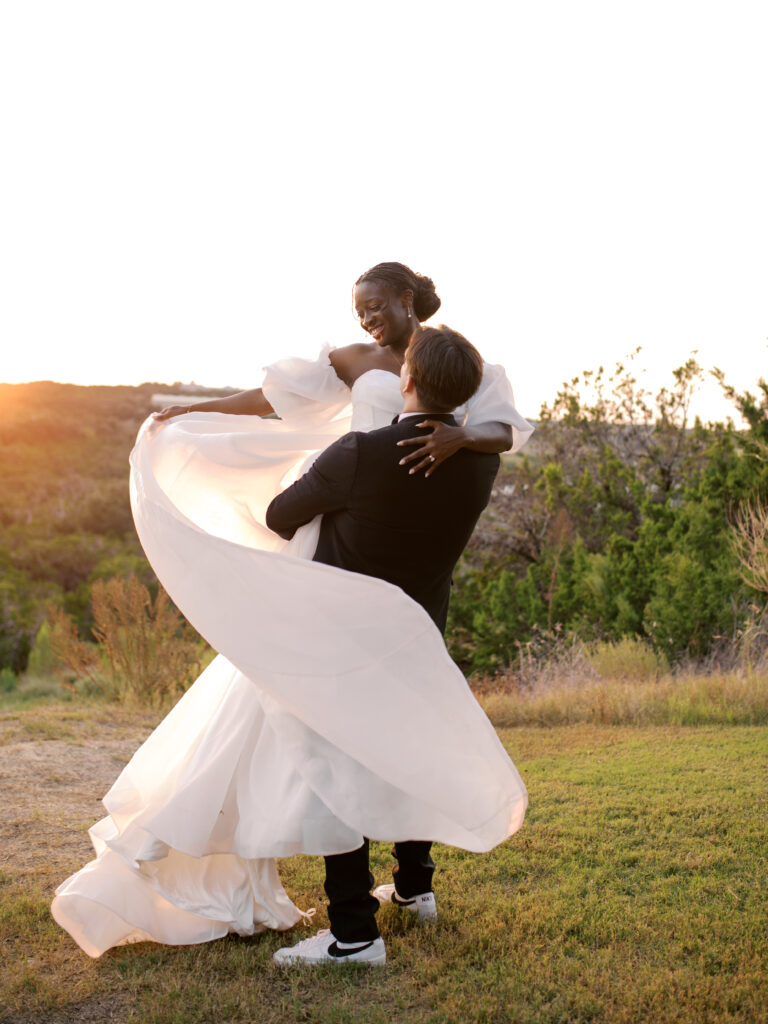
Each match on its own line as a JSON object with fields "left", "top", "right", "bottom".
{"left": 355, "top": 262, "right": 441, "bottom": 322}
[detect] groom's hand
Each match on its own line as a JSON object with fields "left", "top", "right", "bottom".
{"left": 397, "top": 421, "right": 466, "bottom": 478}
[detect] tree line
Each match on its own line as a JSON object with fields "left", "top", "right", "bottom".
{"left": 1, "top": 362, "right": 766, "bottom": 680}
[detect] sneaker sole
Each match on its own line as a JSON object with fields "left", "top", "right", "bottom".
{"left": 273, "top": 953, "right": 386, "bottom": 966}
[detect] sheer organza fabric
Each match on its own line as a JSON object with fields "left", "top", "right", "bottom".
{"left": 52, "top": 351, "right": 532, "bottom": 957}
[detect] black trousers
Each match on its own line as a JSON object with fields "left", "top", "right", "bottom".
{"left": 324, "top": 839, "right": 435, "bottom": 942}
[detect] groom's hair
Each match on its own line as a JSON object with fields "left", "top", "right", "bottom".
{"left": 406, "top": 326, "right": 483, "bottom": 413}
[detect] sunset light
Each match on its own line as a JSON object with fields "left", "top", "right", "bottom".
{"left": 3, "top": 5, "right": 768, "bottom": 1013}
{"left": 2, "top": 0, "right": 766, "bottom": 422}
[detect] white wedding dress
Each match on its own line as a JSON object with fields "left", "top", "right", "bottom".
{"left": 52, "top": 349, "right": 534, "bottom": 958}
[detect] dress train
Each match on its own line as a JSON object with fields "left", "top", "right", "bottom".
{"left": 52, "top": 351, "right": 532, "bottom": 957}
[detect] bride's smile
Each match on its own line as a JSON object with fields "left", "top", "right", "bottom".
{"left": 354, "top": 281, "right": 412, "bottom": 352}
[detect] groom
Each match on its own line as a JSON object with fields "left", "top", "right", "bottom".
{"left": 266, "top": 325, "right": 505, "bottom": 966}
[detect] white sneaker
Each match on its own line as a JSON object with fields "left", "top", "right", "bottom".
{"left": 273, "top": 929, "right": 386, "bottom": 966}
{"left": 372, "top": 884, "right": 437, "bottom": 921}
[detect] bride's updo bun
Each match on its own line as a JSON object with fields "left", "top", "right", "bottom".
{"left": 355, "top": 262, "right": 441, "bottom": 322}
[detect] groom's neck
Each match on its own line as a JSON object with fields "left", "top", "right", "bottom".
{"left": 401, "top": 392, "right": 455, "bottom": 417}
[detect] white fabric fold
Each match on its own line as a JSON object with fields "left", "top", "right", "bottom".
{"left": 52, "top": 355, "right": 531, "bottom": 957}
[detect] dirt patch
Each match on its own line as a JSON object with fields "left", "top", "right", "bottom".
{"left": 0, "top": 992, "right": 135, "bottom": 1024}
{"left": 0, "top": 714, "right": 157, "bottom": 880}
{"left": 0, "top": 708, "right": 162, "bottom": 1022}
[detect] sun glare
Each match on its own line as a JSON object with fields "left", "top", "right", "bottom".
{"left": 1, "top": 4, "right": 765, "bottom": 422}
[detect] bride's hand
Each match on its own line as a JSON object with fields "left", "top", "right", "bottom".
{"left": 397, "top": 420, "right": 466, "bottom": 478}
{"left": 153, "top": 404, "right": 191, "bottom": 421}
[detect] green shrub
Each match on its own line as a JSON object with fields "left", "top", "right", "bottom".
{"left": 447, "top": 365, "right": 768, "bottom": 673}
{"left": 25, "top": 621, "right": 57, "bottom": 678}
{"left": 0, "top": 666, "right": 17, "bottom": 693}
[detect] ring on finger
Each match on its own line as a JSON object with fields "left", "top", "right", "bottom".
{"left": 428, "top": 455, "right": 436, "bottom": 463}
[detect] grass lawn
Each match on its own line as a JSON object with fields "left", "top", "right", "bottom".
{"left": 1, "top": 703, "right": 766, "bottom": 1023}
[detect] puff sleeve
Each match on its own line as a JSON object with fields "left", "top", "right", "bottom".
{"left": 261, "top": 344, "right": 352, "bottom": 431}
{"left": 462, "top": 362, "right": 535, "bottom": 454}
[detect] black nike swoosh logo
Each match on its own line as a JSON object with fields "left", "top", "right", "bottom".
{"left": 327, "top": 940, "right": 376, "bottom": 958}
{"left": 391, "top": 895, "right": 416, "bottom": 907}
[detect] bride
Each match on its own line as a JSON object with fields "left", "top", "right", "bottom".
{"left": 51, "top": 263, "right": 533, "bottom": 958}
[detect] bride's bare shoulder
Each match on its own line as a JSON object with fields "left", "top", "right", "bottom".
{"left": 328, "top": 343, "right": 381, "bottom": 387}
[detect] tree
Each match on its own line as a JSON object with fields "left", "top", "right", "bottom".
{"left": 448, "top": 357, "right": 768, "bottom": 672}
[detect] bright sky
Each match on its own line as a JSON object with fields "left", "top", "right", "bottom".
{"left": 1, "top": 1, "right": 766, "bottom": 423}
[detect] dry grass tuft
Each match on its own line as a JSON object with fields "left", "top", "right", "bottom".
{"left": 473, "top": 636, "right": 768, "bottom": 727}
{"left": 588, "top": 636, "right": 669, "bottom": 681}
{"left": 731, "top": 494, "right": 768, "bottom": 594}
{"left": 47, "top": 576, "right": 209, "bottom": 709}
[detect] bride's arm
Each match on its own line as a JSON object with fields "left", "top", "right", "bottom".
{"left": 397, "top": 421, "right": 512, "bottom": 477}
{"left": 154, "top": 388, "right": 275, "bottom": 421}
{"left": 155, "top": 344, "right": 377, "bottom": 421}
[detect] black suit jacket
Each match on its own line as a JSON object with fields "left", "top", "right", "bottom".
{"left": 266, "top": 415, "right": 499, "bottom": 633}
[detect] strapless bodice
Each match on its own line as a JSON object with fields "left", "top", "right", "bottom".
{"left": 349, "top": 368, "right": 476, "bottom": 433}
{"left": 349, "top": 369, "right": 402, "bottom": 431}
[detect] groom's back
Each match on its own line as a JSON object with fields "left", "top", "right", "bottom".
{"left": 313, "top": 416, "right": 499, "bottom": 632}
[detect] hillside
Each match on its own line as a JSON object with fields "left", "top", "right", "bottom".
{"left": 0, "top": 382, "right": 235, "bottom": 670}
{"left": 1, "top": 366, "right": 766, "bottom": 679}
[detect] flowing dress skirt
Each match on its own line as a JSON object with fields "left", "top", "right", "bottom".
{"left": 52, "top": 355, "right": 531, "bottom": 957}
